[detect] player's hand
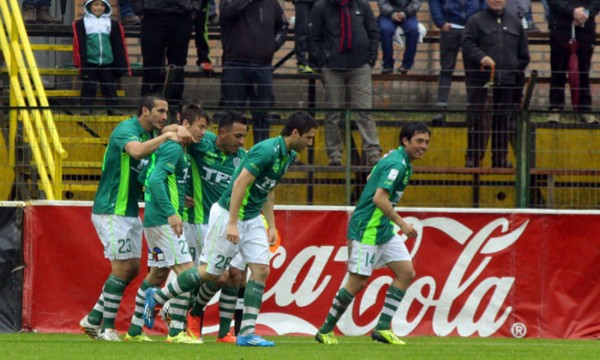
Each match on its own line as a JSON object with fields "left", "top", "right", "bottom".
{"left": 226, "top": 221, "right": 240, "bottom": 244}
{"left": 184, "top": 195, "right": 195, "bottom": 208}
{"left": 176, "top": 126, "right": 195, "bottom": 145}
{"left": 168, "top": 214, "right": 183, "bottom": 237}
{"left": 400, "top": 221, "right": 418, "bottom": 238}
{"left": 268, "top": 227, "right": 278, "bottom": 245}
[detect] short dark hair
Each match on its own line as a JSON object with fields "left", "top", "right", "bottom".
{"left": 218, "top": 110, "right": 248, "bottom": 130}
{"left": 281, "top": 111, "right": 317, "bottom": 136}
{"left": 138, "top": 94, "right": 167, "bottom": 116}
{"left": 399, "top": 122, "right": 431, "bottom": 144}
{"left": 180, "top": 103, "right": 210, "bottom": 126}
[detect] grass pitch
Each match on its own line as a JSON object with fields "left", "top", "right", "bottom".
{"left": 1, "top": 333, "right": 599, "bottom": 360}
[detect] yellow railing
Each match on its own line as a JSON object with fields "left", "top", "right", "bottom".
{"left": 0, "top": 0, "right": 68, "bottom": 200}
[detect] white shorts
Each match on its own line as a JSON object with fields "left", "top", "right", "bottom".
{"left": 347, "top": 234, "right": 411, "bottom": 276}
{"left": 144, "top": 225, "right": 193, "bottom": 268}
{"left": 183, "top": 223, "right": 207, "bottom": 265}
{"left": 200, "top": 204, "right": 269, "bottom": 276}
{"left": 92, "top": 213, "right": 143, "bottom": 260}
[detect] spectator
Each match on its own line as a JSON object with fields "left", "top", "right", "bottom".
{"left": 429, "top": 0, "right": 484, "bottom": 125}
{"left": 118, "top": 0, "right": 141, "bottom": 25}
{"left": 377, "top": 0, "right": 422, "bottom": 74}
{"left": 546, "top": 0, "right": 598, "bottom": 124}
{"left": 220, "top": 0, "right": 288, "bottom": 144}
{"left": 462, "top": 0, "right": 530, "bottom": 168}
{"left": 22, "top": 0, "right": 61, "bottom": 23}
{"left": 308, "top": 0, "right": 382, "bottom": 166}
{"left": 194, "top": 0, "right": 215, "bottom": 75}
{"left": 291, "top": 0, "right": 316, "bottom": 73}
{"left": 73, "top": 0, "right": 131, "bottom": 115}
{"left": 134, "top": 0, "right": 194, "bottom": 108}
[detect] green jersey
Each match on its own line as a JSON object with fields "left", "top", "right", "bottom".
{"left": 92, "top": 116, "right": 151, "bottom": 217}
{"left": 347, "top": 146, "right": 413, "bottom": 245}
{"left": 142, "top": 140, "right": 189, "bottom": 227}
{"left": 186, "top": 131, "right": 246, "bottom": 224}
{"left": 217, "top": 136, "right": 296, "bottom": 220}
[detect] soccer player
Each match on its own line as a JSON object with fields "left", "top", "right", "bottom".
{"left": 315, "top": 122, "right": 431, "bottom": 345}
{"left": 184, "top": 109, "right": 249, "bottom": 343}
{"left": 80, "top": 94, "right": 191, "bottom": 341}
{"left": 124, "top": 103, "right": 208, "bottom": 344}
{"left": 143, "top": 111, "right": 317, "bottom": 347}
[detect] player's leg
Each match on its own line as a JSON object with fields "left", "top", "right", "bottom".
{"left": 371, "top": 234, "right": 414, "bottom": 345}
{"left": 85, "top": 215, "right": 142, "bottom": 341}
{"left": 316, "top": 239, "right": 375, "bottom": 345}
{"left": 144, "top": 205, "right": 232, "bottom": 325}
{"left": 216, "top": 257, "right": 246, "bottom": 342}
{"left": 125, "top": 266, "right": 169, "bottom": 342}
{"left": 235, "top": 217, "right": 274, "bottom": 347}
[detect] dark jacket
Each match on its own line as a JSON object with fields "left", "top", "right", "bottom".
{"left": 378, "top": 0, "right": 422, "bottom": 18}
{"left": 429, "top": 0, "right": 485, "bottom": 28}
{"left": 462, "top": 7, "right": 530, "bottom": 86}
{"left": 129, "top": 0, "right": 197, "bottom": 15}
{"left": 220, "top": 0, "right": 288, "bottom": 65}
{"left": 72, "top": 20, "right": 131, "bottom": 77}
{"left": 547, "top": 0, "right": 599, "bottom": 31}
{"left": 307, "top": 0, "right": 379, "bottom": 70}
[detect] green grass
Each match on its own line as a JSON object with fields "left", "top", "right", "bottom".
{"left": 1, "top": 333, "right": 599, "bottom": 360}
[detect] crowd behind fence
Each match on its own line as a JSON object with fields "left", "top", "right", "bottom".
{"left": 2, "top": 0, "right": 600, "bottom": 208}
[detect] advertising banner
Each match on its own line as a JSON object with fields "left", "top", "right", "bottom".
{"left": 22, "top": 204, "right": 600, "bottom": 339}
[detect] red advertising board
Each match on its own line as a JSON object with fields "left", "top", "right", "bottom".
{"left": 22, "top": 203, "right": 600, "bottom": 339}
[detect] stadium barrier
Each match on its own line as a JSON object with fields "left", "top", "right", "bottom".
{"left": 15, "top": 201, "right": 600, "bottom": 339}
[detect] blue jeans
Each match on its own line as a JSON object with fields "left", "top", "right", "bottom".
{"left": 222, "top": 62, "right": 274, "bottom": 144}
{"left": 23, "top": 0, "right": 52, "bottom": 7}
{"left": 378, "top": 16, "right": 419, "bottom": 70}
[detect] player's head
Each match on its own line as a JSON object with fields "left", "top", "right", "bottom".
{"left": 217, "top": 110, "right": 248, "bottom": 155}
{"left": 399, "top": 122, "right": 430, "bottom": 161}
{"left": 138, "top": 94, "right": 169, "bottom": 130}
{"left": 180, "top": 103, "right": 209, "bottom": 143}
{"left": 281, "top": 111, "right": 317, "bottom": 152}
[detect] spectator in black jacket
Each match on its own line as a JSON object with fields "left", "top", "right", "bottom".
{"left": 308, "top": 0, "right": 382, "bottom": 166}
{"left": 462, "top": 0, "right": 530, "bottom": 168}
{"left": 220, "top": 0, "right": 288, "bottom": 144}
{"left": 133, "top": 0, "right": 195, "bottom": 109}
{"left": 547, "top": 0, "right": 599, "bottom": 124}
{"left": 291, "top": 0, "right": 317, "bottom": 74}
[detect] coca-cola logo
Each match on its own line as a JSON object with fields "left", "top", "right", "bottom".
{"left": 201, "top": 216, "right": 529, "bottom": 338}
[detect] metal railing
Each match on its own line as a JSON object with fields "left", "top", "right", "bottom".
{"left": 0, "top": 0, "right": 67, "bottom": 200}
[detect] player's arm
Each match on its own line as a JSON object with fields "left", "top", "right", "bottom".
{"left": 261, "top": 190, "right": 277, "bottom": 245}
{"left": 124, "top": 132, "right": 178, "bottom": 160}
{"left": 147, "top": 145, "right": 182, "bottom": 236}
{"left": 372, "top": 188, "right": 417, "bottom": 238}
{"left": 163, "top": 124, "right": 194, "bottom": 145}
{"left": 226, "top": 168, "right": 256, "bottom": 244}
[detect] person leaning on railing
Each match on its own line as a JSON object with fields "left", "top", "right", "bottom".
{"left": 546, "top": 0, "right": 599, "bottom": 124}
{"left": 461, "top": 0, "right": 530, "bottom": 168}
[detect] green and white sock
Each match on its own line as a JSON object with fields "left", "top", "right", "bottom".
{"left": 101, "top": 274, "right": 128, "bottom": 330}
{"left": 238, "top": 280, "right": 265, "bottom": 336}
{"left": 155, "top": 267, "right": 202, "bottom": 304}
{"left": 168, "top": 292, "right": 191, "bottom": 337}
{"left": 195, "top": 281, "right": 220, "bottom": 309}
{"left": 87, "top": 294, "right": 104, "bottom": 326}
{"left": 217, "top": 285, "right": 238, "bottom": 338}
{"left": 126, "top": 280, "right": 151, "bottom": 336}
{"left": 375, "top": 286, "right": 405, "bottom": 330}
{"left": 319, "top": 288, "right": 354, "bottom": 334}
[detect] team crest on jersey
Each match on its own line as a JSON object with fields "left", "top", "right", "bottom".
{"left": 204, "top": 154, "right": 216, "bottom": 165}
{"left": 234, "top": 157, "right": 241, "bottom": 168}
{"left": 272, "top": 159, "right": 281, "bottom": 173}
{"left": 387, "top": 169, "right": 399, "bottom": 181}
